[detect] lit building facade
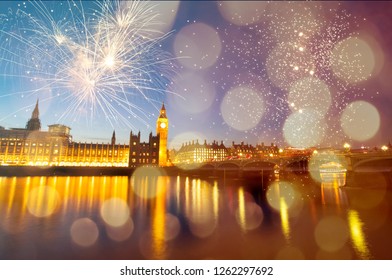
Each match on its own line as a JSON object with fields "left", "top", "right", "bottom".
{"left": 128, "top": 131, "right": 159, "bottom": 167}
{"left": 156, "top": 103, "right": 168, "bottom": 166}
{"left": 255, "top": 142, "right": 279, "bottom": 157}
{"left": 0, "top": 101, "right": 166, "bottom": 167}
{"left": 229, "top": 142, "right": 255, "bottom": 159}
{"left": 174, "top": 140, "right": 228, "bottom": 164}
{"left": 228, "top": 142, "right": 279, "bottom": 159}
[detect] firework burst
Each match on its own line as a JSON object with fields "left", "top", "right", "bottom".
{"left": 0, "top": 0, "right": 176, "bottom": 128}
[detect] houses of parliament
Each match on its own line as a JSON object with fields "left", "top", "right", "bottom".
{"left": 0, "top": 100, "right": 169, "bottom": 167}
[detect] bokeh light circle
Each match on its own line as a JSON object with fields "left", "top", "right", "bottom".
{"left": 131, "top": 166, "right": 166, "bottom": 199}
{"left": 100, "top": 197, "right": 130, "bottom": 227}
{"left": 27, "top": 185, "right": 60, "bottom": 217}
{"left": 167, "top": 72, "right": 216, "bottom": 114}
{"left": 174, "top": 22, "right": 222, "bottom": 70}
{"left": 283, "top": 109, "right": 326, "bottom": 148}
{"left": 148, "top": 1, "right": 180, "bottom": 37}
{"left": 164, "top": 213, "right": 181, "bottom": 241}
{"left": 106, "top": 218, "right": 134, "bottom": 242}
{"left": 314, "top": 216, "right": 349, "bottom": 252}
{"left": 169, "top": 131, "right": 207, "bottom": 150}
{"left": 169, "top": 132, "right": 208, "bottom": 170}
{"left": 308, "top": 152, "right": 347, "bottom": 183}
{"left": 288, "top": 77, "right": 331, "bottom": 116}
{"left": 340, "top": 101, "right": 380, "bottom": 141}
{"left": 331, "top": 37, "right": 376, "bottom": 84}
{"left": 235, "top": 201, "right": 264, "bottom": 231}
{"left": 276, "top": 246, "right": 305, "bottom": 260}
{"left": 266, "top": 181, "right": 299, "bottom": 212}
{"left": 220, "top": 86, "right": 264, "bottom": 131}
{"left": 217, "top": 1, "right": 268, "bottom": 26}
{"left": 70, "top": 218, "right": 99, "bottom": 247}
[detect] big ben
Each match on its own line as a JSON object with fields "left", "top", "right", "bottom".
{"left": 156, "top": 103, "right": 168, "bottom": 166}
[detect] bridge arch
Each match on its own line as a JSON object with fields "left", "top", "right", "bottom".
{"left": 200, "top": 163, "right": 215, "bottom": 169}
{"left": 353, "top": 157, "right": 392, "bottom": 171}
{"left": 283, "top": 157, "right": 309, "bottom": 171}
{"left": 243, "top": 161, "right": 276, "bottom": 170}
{"left": 216, "top": 162, "right": 240, "bottom": 170}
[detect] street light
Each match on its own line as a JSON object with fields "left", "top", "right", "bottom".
{"left": 343, "top": 143, "right": 351, "bottom": 152}
{"left": 381, "top": 145, "right": 388, "bottom": 152}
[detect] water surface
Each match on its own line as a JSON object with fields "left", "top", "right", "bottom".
{"left": 0, "top": 171, "right": 391, "bottom": 259}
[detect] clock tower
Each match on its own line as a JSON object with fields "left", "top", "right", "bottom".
{"left": 156, "top": 103, "right": 168, "bottom": 166}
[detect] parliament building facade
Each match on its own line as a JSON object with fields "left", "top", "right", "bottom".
{"left": 0, "top": 101, "right": 169, "bottom": 167}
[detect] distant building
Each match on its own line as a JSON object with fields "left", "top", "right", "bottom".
{"left": 229, "top": 141, "right": 255, "bottom": 159}
{"left": 174, "top": 140, "right": 228, "bottom": 164}
{"left": 255, "top": 142, "right": 279, "bottom": 157}
{"left": 228, "top": 142, "right": 279, "bottom": 159}
{"left": 0, "top": 100, "right": 167, "bottom": 167}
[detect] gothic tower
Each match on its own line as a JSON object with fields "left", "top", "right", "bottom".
{"left": 156, "top": 103, "right": 168, "bottom": 166}
{"left": 111, "top": 130, "right": 116, "bottom": 145}
{"left": 26, "top": 99, "right": 41, "bottom": 131}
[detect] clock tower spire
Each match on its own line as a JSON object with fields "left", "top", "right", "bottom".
{"left": 156, "top": 103, "right": 168, "bottom": 166}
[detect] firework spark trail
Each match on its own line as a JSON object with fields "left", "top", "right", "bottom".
{"left": 0, "top": 0, "right": 177, "bottom": 128}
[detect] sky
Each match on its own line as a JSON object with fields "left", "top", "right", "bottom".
{"left": 0, "top": 1, "right": 392, "bottom": 150}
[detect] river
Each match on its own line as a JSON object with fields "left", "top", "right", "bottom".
{"left": 0, "top": 170, "right": 391, "bottom": 259}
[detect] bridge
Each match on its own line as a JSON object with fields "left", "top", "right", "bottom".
{"left": 347, "top": 153, "right": 392, "bottom": 172}
{"left": 179, "top": 152, "right": 392, "bottom": 173}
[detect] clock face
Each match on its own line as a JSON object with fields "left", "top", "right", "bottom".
{"left": 160, "top": 122, "right": 166, "bottom": 129}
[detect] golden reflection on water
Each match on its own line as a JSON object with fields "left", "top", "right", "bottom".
{"left": 21, "top": 177, "right": 31, "bottom": 218}
{"left": 7, "top": 177, "right": 16, "bottom": 215}
{"left": 213, "top": 181, "right": 219, "bottom": 220}
{"left": 184, "top": 178, "right": 218, "bottom": 238}
{"left": 320, "top": 179, "right": 348, "bottom": 209}
{"left": 348, "top": 210, "right": 371, "bottom": 259}
{"left": 237, "top": 187, "right": 246, "bottom": 231}
{"left": 320, "top": 174, "right": 372, "bottom": 259}
{"left": 151, "top": 176, "right": 167, "bottom": 259}
{"left": 0, "top": 174, "right": 383, "bottom": 259}
{"left": 280, "top": 197, "right": 291, "bottom": 242}
{"left": 236, "top": 186, "right": 263, "bottom": 232}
